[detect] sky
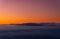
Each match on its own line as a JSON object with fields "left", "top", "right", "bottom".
{"left": 0, "top": 0, "right": 60, "bottom": 24}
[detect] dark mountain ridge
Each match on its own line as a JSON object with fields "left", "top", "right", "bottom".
{"left": 9, "top": 23, "right": 60, "bottom": 26}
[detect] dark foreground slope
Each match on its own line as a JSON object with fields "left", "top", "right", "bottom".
{"left": 0, "top": 27, "right": 60, "bottom": 39}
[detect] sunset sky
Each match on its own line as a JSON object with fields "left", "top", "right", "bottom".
{"left": 0, "top": 0, "right": 60, "bottom": 24}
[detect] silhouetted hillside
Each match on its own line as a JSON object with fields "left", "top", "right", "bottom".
{"left": 21, "top": 23, "right": 60, "bottom": 26}
{"left": 9, "top": 23, "right": 60, "bottom": 26}
{"left": 22, "top": 23, "right": 40, "bottom": 26}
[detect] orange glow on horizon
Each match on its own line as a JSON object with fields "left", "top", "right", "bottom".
{"left": 0, "top": 17, "right": 60, "bottom": 24}
{"left": 0, "top": 0, "right": 60, "bottom": 24}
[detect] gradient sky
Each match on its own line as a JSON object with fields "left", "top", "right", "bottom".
{"left": 0, "top": 0, "right": 60, "bottom": 24}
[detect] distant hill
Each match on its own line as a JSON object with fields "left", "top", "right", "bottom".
{"left": 14, "top": 23, "right": 60, "bottom": 26}
{"left": 22, "top": 23, "right": 40, "bottom": 26}
{"left": 9, "top": 23, "right": 60, "bottom": 26}
{"left": 21, "top": 23, "right": 60, "bottom": 26}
